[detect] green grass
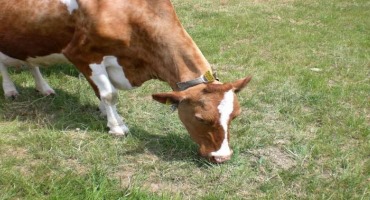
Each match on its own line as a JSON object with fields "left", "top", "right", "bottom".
{"left": 1, "top": 0, "right": 369, "bottom": 199}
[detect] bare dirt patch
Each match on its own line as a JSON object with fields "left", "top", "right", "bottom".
{"left": 112, "top": 152, "right": 161, "bottom": 189}
{"left": 142, "top": 168, "right": 203, "bottom": 197}
{"left": 251, "top": 146, "right": 297, "bottom": 170}
{"left": 113, "top": 165, "right": 137, "bottom": 189}
{"left": 111, "top": 151, "right": 204, "bottom": 197}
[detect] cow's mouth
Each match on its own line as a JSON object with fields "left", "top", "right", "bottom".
{"left": 209, "top": 154, "right": 232, "bottom": 163}
{"left": 198, "top": 150, "right": 233, "bottom": 163}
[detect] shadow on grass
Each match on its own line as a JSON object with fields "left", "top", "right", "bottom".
{"left": 0, "top": 85, "right": 106, "bottom": 132}
{"left": 122, "top": 126, "right": 217, "bottom": 167}
{"left": 0, "top": 65, "right": 215, "bottom": 165}
{"left": 0, "top": 87, "right": 211, "bottom": 166}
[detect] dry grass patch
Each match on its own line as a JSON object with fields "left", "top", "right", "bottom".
{"left": 0, "top": 146, "right": 28, "bottom": 159}
{"left": 250, "top": 147, "right": 297, "bottom": 171}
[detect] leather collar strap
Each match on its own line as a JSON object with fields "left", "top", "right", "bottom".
{"left": 176, "top": 71, "right": 218, "bottom": 91}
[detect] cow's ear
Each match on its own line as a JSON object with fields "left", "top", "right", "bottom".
{"left": 152, "top": 92, "right": 185, "bottom": 105}
{"left": 231, "top": 76, "right": 252, "bottom": 93}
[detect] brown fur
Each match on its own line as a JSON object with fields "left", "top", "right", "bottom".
{"left": 0, "top": 0, "right": 252, "bottom": 162}
{"left": 0, "top": 1, "right": 75, "bottom": 60}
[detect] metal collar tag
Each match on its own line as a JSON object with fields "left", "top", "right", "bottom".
{"left": 176, "top": 70, "right": 218, "bottom": 91}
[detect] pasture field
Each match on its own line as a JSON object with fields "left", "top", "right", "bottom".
{"left": 0, "top": 0, "right": 369, "bottom": 199}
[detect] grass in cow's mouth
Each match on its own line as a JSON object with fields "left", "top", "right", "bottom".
{"left": 1, "top": 0, "right": 369, "bottom": 199}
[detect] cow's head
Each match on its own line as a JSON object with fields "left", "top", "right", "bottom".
{"left": 152, "top": 76, "right": 251, "bottom": 163}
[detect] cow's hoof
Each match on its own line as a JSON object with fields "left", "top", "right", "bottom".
{"left": 37, "top": 88, "right": 56, "bottom": 96}
{"left": 121, "top": 125, "right": 129, "bottom": 133}
{"left": 35, "top": 83, "right": 55, "bottom": 96}
{"left": 109, "top": 125, "right": 129, "bottom": 136}
{"left": 44, "top": 89, "right": 56, "bottom": 96}
{"left": 5, "top": 90, "right": 19, "bottom": 100}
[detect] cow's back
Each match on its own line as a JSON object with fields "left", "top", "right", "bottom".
{"left": 0, "top": 0, "right": 76, "bottom": 60}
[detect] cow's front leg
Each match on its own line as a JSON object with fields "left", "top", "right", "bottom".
{"left": 89, "top": 63, "right": 129, "bottom": 136}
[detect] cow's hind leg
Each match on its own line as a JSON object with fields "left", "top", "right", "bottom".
{"left": 73, "top": 61, "right": 128, "bottom": 136}
{"left": 29, "top": 66, "right": 55, "bottom": 96}
{"left": 0, "top": 62, "right": 18, "bottom": 99}
{"left": 89, "top": 63, "right": 129, "bottom": 136}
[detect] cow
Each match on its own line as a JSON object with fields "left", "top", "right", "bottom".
{"left": 0, "top": 0, "right": 252, "bottom": 163}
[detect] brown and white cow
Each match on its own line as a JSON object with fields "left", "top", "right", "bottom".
{"left": 0, "top": 0, "right": 251, "bottom": 163}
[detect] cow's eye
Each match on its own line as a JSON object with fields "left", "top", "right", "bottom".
{"left": 231, "top": 115, "right": 238, "bottom": 120}
{"left": 194, "top": 113, "right": 211, "bottom": 125}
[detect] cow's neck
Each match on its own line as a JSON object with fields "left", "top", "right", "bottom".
{"left": 156, "top": 33, "right": 212, "bottom": 91}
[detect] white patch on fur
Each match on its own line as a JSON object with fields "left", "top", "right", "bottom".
{"left": 60, "top": 0, "right": 79, "bottom": 14}
{"left": 103, "top": 56, "right": 133, "bottom": 90}
{"left": 210, "top": 90, "right": 234, "bottom": 157}
{"left": 89, "top": 56, "right": 132, "bottom": 135}
{"left": 0, "top": 52, "right": 26, "bottom": 67}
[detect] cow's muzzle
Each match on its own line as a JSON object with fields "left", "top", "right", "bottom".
{"left": 208, "top": 150, "right": 233, "bottom": 163}
{"left": 211, "top": 155, "right": 231, "bottom": 163}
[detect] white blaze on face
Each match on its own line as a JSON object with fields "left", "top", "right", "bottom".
{"left": 210, "top": 89, "right": 234, "bottom": 157}
{"left": 60, "top": 0, "right": 78, "bottom": 14}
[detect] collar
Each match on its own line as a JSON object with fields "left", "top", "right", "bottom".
{"left": 176, "top": 70, "right": 219, "bottom": 91}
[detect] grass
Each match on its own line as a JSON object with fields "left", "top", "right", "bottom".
{"left": 0, "top": 0, "right": 369, "bottom": 199}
